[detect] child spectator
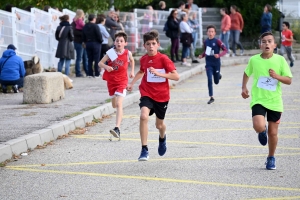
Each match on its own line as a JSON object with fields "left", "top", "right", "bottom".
{"left": 279, "top": 21, "right": 295, "bottom": 67}
{"left": 241, "top": 32, "right": 292, "bottom": 170}
{"left": 127, "top": 30, "right": 179, "bottom": 161}
{"left": 199, "top": 25, "right": 227, "bottom": 104}
{"left": 98, "top": 32, "right": 135, "bottom": 139}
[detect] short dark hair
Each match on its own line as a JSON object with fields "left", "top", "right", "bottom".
{"left": 88, "top": 14, "right": 96, "bottom": 21}
{"left": 96, "top": 14, "right": 106, "bottom": 24}
{"left": 259, "top": 31, "right": 275, "bottom": 40}
{"left": 143, "top": 30, "right": 159, "bottom": 44}
{"left": 59, "top": 15, "right": 69, "bottom": 22}
{"left": 207, "top": 25, "right": 216, "bottom": 32}
{"left": 283, "top": 21, "right": 290, "bottom": 29}
{"left": 115, "top": 31, "right": 128, "bottom": 42}
{"left": 43, "top": 5, "right": 51, "bottom": 12}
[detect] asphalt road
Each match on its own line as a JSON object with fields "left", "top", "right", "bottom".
{"left": 1, "top": 63, "right": 299, "bottom": 200}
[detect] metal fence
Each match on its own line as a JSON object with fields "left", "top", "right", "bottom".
{"left": 0, "top": 7, "right": 222, "bottom": 68}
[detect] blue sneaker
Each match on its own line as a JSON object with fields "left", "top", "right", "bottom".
{"left": 138, "top": 148, "right": 149, "bottom": 161}
{"left": 290, "top": 62, "right": 294, "bottom": 67}
{"left": 158, "top": 135, "right": 167, "bottom": 156}
{"left": 265, "top": 156, "right": 276, "bottom": 170}
{"left": 258, "top": 126, "right": 268, "bottom": 146}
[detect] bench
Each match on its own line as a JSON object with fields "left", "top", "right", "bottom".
{"left": 23, "top": 72, "right": 65, "bottom": 104}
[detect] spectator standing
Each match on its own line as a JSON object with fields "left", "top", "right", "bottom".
{"left": 72, "top": 9, "right": 88, "bottom": 77}
{"left": 82, "top": 14, "right": 103, "bottom": 78}
{"left": 185, "top": 0, "right": 199, "bottom": 11}
{"left": 230, "top": 5, "right": 244, "bottom": 56}
{"left": 157, "top": 1, "right": 167, "bottom": 25}
{"left": 0, "top": 44, "right": 25, "bottom": 93}
{"left": 177, "top": 1, "right": 189, "bottom": 18}
{"left": 105, "top": 11, "right": 121, "bottom": 42}
{"left": 167, "top": 9, "right": 180, "bottom": 63}
{"left": 180, "top": 13, "right": 193, "bottom": 66}
{"left": 261, "top": 4, "right": 273, "bottom": 34}
{"left": 55, "top": 15, "right": 74, "bottom": 76}
{"left": 188, "top": 11, "right": 200, "bottom": 58}
{"left": 220, "top": 7, "right": 231, "bottom": 56}
{"left": 97, "top": 15, "right": 110, "bottom": 60}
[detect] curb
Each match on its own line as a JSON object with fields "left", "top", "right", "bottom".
{"left": 0, "top": 57, "right": 250, "bottom": 163}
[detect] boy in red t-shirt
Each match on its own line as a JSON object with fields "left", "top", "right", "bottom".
{"left": 279, "top": 21, "right": 295, "bottom": 67}
{"left": 127, "top": 30, "right": 179, "bottom": 161}
{"left": 98, "top": 32, "right": 135, "bottom": 139}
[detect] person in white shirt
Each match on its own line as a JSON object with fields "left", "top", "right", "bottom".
{"left": 97, "top": 15, "right": 111, "bottom": 60}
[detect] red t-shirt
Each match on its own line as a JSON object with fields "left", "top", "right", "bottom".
{"left": 103, "top": 49, "right": 130, "bottom": 85}
{"left": 281, "top": 29, "right": 293, "bottom": 46}
{"left": 139, "top": 52, "right": 176, "bottom": 102}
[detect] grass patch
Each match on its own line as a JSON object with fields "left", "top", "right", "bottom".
{"left": 105, "top": 99, "right": 111, "bottom": 103}
{"left": 64, "top": 111, "right": 83, "bottom": 119}
{"left": 22, "top": 112, "right": 37, "bottom": 116}
{"left": 81, "top": 106, "right": 98, "bottom": 111}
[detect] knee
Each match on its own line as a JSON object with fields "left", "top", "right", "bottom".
{"left": 155, "top": 122, "right": 164, "bottom": 130}
{"left": 140, "top": 113, "right": 149, "bottom": 121}
{"left": 253, "top": 124, "right": 266, "bottom": 133}
{"left": 115, "top": 101, "right": 122, "bottom": 109}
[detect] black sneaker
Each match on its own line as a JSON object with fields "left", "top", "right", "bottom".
{"left": 192, "top": 60, "right": 199, "bottom": 63}
{"left": 12, "top": 85, "right": 19, "bottom": 93}
{"left": 110, "top": 127, "right": 120, "bottom": 138}
{"left": 207, "top": 97, "right": 214, "bottom": 104}
{"left": 290, "top": 62, "right": 294, "bottom": 67}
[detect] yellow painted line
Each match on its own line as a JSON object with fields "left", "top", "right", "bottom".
{"left": 7, "top": 153, "right": 300, "bottom": 168}
{"left": 72, "top": 137, "right": 300, "bottom": 151}
{"left": 279, "top": 134, "right": 299, "bottom": 139}
{"left": 248, "top": 196, "right": 300, "bottom": 200}
{"left": 6, "top": 167, "right": 300, "bottom": 192}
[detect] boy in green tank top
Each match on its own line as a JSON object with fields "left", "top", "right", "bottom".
{"left": 241, "top": 32, "right": 292, "bottom": 170}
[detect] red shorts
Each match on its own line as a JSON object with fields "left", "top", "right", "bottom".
{"left": 107, "top": 83, "right": 127, "bottom": 97}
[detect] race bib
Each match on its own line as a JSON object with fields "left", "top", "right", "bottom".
{"left": 257, "top": 76, "right": 278, "bottom": 91}
{"left": 205, "top": 46, "right": 212, "bottom": 56}
{"left": 147, "top": 68, "right": 166, "bottom": 83}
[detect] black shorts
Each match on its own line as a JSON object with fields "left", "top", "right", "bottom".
{"left": 252, "top": 104, "right": 282, "bottom": 123}
{"left": 139, "top": 96, "right": 169, "bottom": 120}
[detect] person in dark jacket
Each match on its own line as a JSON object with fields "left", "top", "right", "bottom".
{"left": 71, "top": 9, "right": 88, "bottom": 77}
{"left": 105, "top": 11, "right": 122, "bottom": 41}
{"left": 167, "top": 9, "right": 180, "bottom": 62}
{"left": 0, "top": 44, "right": 25, "bottom": 93}
{"left": 82, "top": 14, "right": 103, "bottom": 78}
{"left": 55, "top": 14, "right": 74, "bottom": 76}
{"left": 261, "top": 4, "right": 272, "bottom": 34}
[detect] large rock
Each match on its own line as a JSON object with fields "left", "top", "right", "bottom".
{"left": 23, "top": 72, "right": 65, "bottom": 104}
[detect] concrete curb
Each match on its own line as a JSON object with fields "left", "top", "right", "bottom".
{"left": 0, "top": 57, "right": 250, "bottom": 163}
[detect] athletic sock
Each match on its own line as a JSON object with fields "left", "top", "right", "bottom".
{"left": 142, "top": 145, "right": 148, "bottom": 151}
{"left": 159, "top": 136, "right": 166, "bottom": 142}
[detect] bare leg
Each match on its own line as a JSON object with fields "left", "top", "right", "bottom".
{"left": 252, "top": 115, "right": 266, "bottom": 133}
{"left": 111, "top": 96, "right": 116, "bottom": 108}
{"left": 140, "top": 107, "right": 150, "bottom": 145}
{"left": 115, "top": 95, "right": 124, "bottom": 127}
{"left": 155, "top": 117, "right": 166, "bottom": 138}
{"left": 267, "top": 121, "right": 279, "bottom": 157}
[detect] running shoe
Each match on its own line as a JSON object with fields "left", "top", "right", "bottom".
{"left": 265, "top": 156, "right": 276, "bottom": 170}
{"left": 207, "top": 97, "right": 214, "bottom": 104}
{"left": 12, "top": 85, "right": 19, "bottom": 93}
{"left": 240, "top": 49, "right": 244, "bottom": 56}
{"left": 290, "top": 62, "right": 294, "bottom": 67}
{"left": 258, "top": 125, "right": 268, "bottom": 146}
{"left": 110, "top": 127, "right": 120, "bottom": 138}
{"left": 158, "top": 135, "right": 167, "bottom": 156}
{"left": 138, "top": 148, "right": 149, "bottom": 161}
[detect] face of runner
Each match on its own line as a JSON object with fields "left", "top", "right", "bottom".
{"left": 114, "top": 36, "right": 127, "bottom": 52}
{"left": 260, "top": 35, "right": 276, "bottom": 54}
{"left": 144, "top": 39, "right": 160, "bottom": 56}
{"left": 207, "top": 28, "right": 216, "bottom": 39}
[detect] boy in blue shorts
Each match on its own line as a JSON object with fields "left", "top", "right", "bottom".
{"left": 241, "top": 32, "right": 292, "bottom": 170}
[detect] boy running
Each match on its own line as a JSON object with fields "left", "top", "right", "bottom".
{"left": 241, "top": 32, "right": 292, "bottom": 170}
{"left": 127, "top": 30, "right": 179, "bottom": 161}
{"left": 98, "top": 32, "right": 135, "bottom": 139}
{"left": 199, "top": 25, "right": 227, "bottom": 104}
{"left": 279, "top": 21, "right": 295, "bottom": 67}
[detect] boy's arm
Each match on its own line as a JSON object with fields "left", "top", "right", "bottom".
{"left": 148, "top": 67, "right": 179, "bottom": 81}
{"left": 129, "top": 52, "right": 135, "bottom": 78}
{"left": 98, "top": 55, "right": 113, "bottom": 72}
{"left": 241, "top": 72, "right": 250, "bottom": 99}
{"left": 269, "top": 69, "right": 292, "bottom": 85}
{"left": 127, "top": 70, "right": 144, "bottom": 91}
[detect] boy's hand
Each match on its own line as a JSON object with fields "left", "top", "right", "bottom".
{"left": 126, "top": 83, "right": 133, "bottom": 91}
{"left": 105, "top": 65, "right": 114, "bottom": 72}
{"left": 149, "top": 67, "right": 159, "bottom": 76}
{"left": 198, "top": 55, "right": 203, "bottom": 59}
{"left": 241, "top": 87, "right": 249, "bottom": 99}
{"left": 129, "top": 72, "right": 135, "bottom": 78}
{"left": 214, "top": 54, "right": 220, "bottom": 58}
{"left": 269, "top": 69, "right": 278, "bottom": 79}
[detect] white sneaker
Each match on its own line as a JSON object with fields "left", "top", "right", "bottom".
{"left": 240, "top": 50, "right": 244, "bottom": 56}
{"left": 232, "top": 53, "right": 236, "bottom": 57}
{"left": 182, "top": 62, "right": 191, "bottom": 66}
